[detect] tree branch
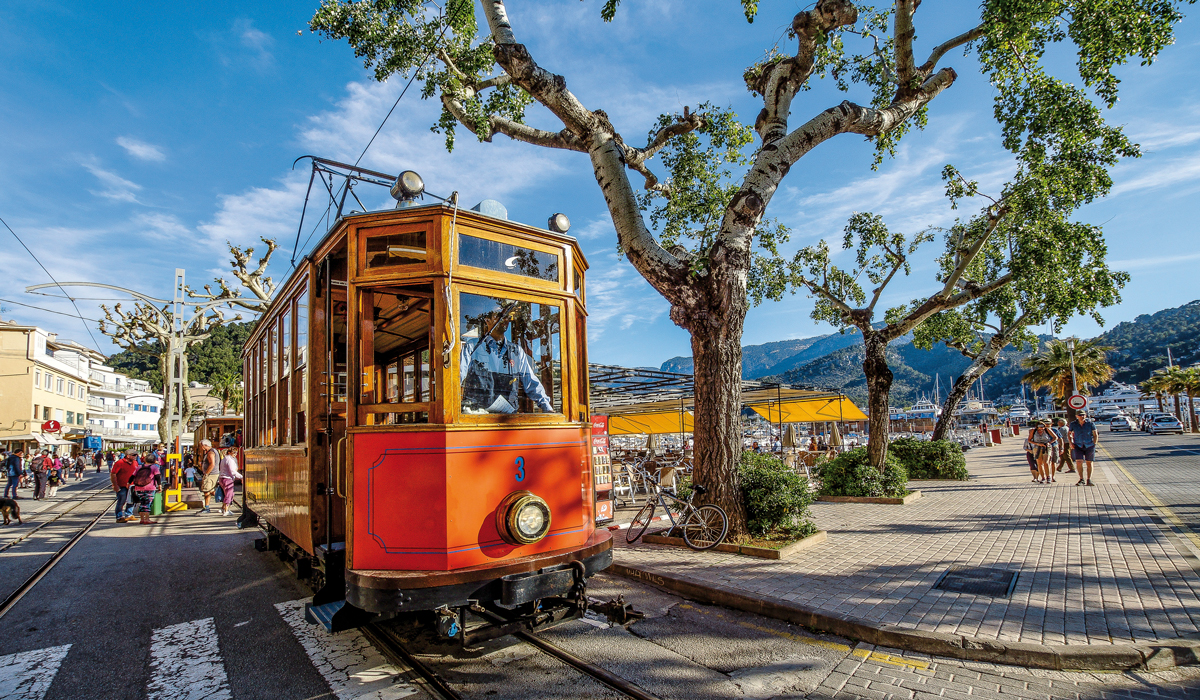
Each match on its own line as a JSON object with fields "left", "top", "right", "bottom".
{"left": 440, "top": 93, "right": 585, "bottom": 150}
{"left": 940, "top": 205, "right": 1006, "bottom": 298}
{"left": 867, "top": 257, "right": 905, "bottom": 313}
{"left": 894, "top": 0, "right": 919, "bottom": 94}
{"left": 919, "top": 24, "right": 986, "bottom": 76}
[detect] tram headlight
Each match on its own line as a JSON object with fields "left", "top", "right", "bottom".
{"left": 547, "top": 212, "right": 571, "bottom": 233}
{"left": 496, "top": 491, "right": 552, "bottom": 545}
{"left": 390, "top": 170, "right": 425, "bottom": 203}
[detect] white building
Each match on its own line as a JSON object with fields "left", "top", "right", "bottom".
{"left": 87, "top": 363, "right": 164, "bottom": 446}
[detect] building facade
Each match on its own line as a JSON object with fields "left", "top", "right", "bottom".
{"left": 87, "top": 363, "right": 163, "bottom": 447}
{"left": 0, "top": 322, "right": 97, "bottom": 453}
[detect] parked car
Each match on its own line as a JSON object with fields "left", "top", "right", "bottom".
{"left": 1109, "top": 416, "right": 1135, "bottom": 432}
{"left": 1140, "top": 412, "right": 1170, "bottom": 432}
{"left": 1149, "top": 415, "right": 1184, "bottom": 435}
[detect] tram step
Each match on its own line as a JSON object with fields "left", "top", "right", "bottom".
{"left": 305, "top": 600, "right": 380, "bottom": 633}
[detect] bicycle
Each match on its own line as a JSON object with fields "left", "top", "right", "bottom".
{"left": 625, "top": 473, "right": 728, "bottom": 551}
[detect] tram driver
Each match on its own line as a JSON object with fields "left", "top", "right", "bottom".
{"left": 460, "top": 300, "right": 554, "bottom": 414}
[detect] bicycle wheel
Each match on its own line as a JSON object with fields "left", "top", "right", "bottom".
{"left": 626, "top": 501, "right": 656, "bottom": 543}
{"left": 682, "top": 505, "right": 728, "bottom": 551}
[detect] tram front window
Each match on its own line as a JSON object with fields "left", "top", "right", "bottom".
{"left": 459, "top": 293, "right": 561, "bottom": 415}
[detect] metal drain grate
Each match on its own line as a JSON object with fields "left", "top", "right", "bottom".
{"left": 934, "top": 566, "right": 1019, "bottom": 597}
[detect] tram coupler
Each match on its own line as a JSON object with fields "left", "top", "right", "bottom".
{"left": 590, "top": 596, "right": 645, "bottom": 626}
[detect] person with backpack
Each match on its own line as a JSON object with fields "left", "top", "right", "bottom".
{"left": 105, "top": 451, "right": 115, "bottom": 471}
{"left": 110, "top": 450, "right": 139, "bottom": 522}
{"left": 4, "top": 449, "right": 22, "bottom": 499}
{"left": 30, "top": 450, "right": 49, "bottom": 499}
{"left": 129, "top": 457, "right": 161, "bottom": 525}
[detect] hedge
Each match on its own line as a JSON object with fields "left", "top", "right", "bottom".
{"left": 815, "top": 447, "right": 909, "bottom": 498}
{"left": 888, "top": 437, "right": 969, "bottom": 480}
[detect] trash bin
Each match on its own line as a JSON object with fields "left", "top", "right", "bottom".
{"left": 151, "top": 490, "right": 164, "bottom": 516}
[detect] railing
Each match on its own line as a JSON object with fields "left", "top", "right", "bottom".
{"left": 87, "top": 401, "right": 131, "bottom": 414}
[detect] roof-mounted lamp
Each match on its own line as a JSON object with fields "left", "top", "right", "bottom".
{"left": 547, "top": 213, "right": 571, "bottom": 233}
{"left": 391, "top": 170, "right": 425, "bottom": 209}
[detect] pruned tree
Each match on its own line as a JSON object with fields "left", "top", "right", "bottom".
{"left": 913, "top": 198, "right": 1129, "bottom": 441}
{"left": 98, "top": 301, "right": 232, "bottom": 444}
{"left": 186, "top": 237, "right": 279, "bottom": 313}
{"left": 310, "top": 0, "right": 1192, "bottom": 529}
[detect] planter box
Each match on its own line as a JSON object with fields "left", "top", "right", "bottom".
{"left": 817, "top": 490, "right": 922, "bottom": 505}
{"left": 642, "top": 530, "right": 827, "bottom": 560}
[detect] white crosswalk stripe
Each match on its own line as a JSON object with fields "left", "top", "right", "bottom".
{"left": 0, "top": 644, "right": 71, "bottom": 700}
{"left": 147, "top": 617, "right": 232, "bottom": 700}
{"left": 275, "top": 599, "right": 418, "bottom": 699}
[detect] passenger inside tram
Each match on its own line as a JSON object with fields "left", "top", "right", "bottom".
{"left": 460, "top": 293, "right": 561, "bottom": 415}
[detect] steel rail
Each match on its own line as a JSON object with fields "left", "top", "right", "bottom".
{"left": 0, "top": 483, "right": 113, "bottom": 554}
{"left": 361, "top": 623, "right": 463, "bottom": 700}
{"left": 471, "top": 608, "right": 662, "bottom": 700}
{"left": 0, "top": 493, "right": 110, "bottom": 622}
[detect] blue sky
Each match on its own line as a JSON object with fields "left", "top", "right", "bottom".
{"left": 1, "top": 0, "right": 1198, "bottom": 369}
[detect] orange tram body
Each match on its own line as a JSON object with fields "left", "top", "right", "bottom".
{"left": 241, "top": 185, "right": 612, "bottom": 635}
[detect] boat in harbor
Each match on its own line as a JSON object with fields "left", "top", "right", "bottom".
{"left": 906, "top": 398, "right": 941, "bottom": 422}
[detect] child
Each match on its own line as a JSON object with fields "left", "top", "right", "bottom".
{"left": 47, "top": 468, "right": 61, "bottom": 497}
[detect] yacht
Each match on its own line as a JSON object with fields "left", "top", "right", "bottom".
{"left": 1008, "top": 403, "right": 1031, "bottom": 423}
{"left": 1088, "top": 382, "right": 1157, "bottom": 415}
{"left": 907, "top": 398, "right": 941, "bottom": 421}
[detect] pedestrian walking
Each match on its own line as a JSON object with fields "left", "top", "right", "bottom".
{"left": 30, "top": 450, "right": 48, "bottom": 499}
{"left": 1069, "top": 410, "right": 1099, "bottom": 486}
{"left": 4, "top": 449, "right": 22, "bottom": 499}
{"left": 183, "top": 463, "right": 196, "bottom": 488}
{"left": 197, "top": 439, "right": 220, "bottom": 513}
{"left": 110, "top": 450, "right": 139, "bottom": 522}
{"left": 73, "top": 454, "right": 84, "bottom": 481}
{"left": 218, "top": 447, "right": 242, "bottom": 517}
{"left": 46, "top": 467, "right": 61, "bottom": 498}
{"left": 1027, "top": 422, "right": 1058, "bottom": 483}
{"left": 105, "top": 451, "right": 115, "bottom": 471}
{"left": 1023, "top": 428, "right": 1040, "bottom": 482}
{"left": 1053, "top": 419, "right": 1075, "bottom": 474}
{"left": 93, "top": 450, "right": 102, "bottom": 473}
{"left": 129, "top": 458, "right": 161, "bottom": 525}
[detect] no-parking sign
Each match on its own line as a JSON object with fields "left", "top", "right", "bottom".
{"left": 1067, "top": 394, "right": 1088, "bottom": 410}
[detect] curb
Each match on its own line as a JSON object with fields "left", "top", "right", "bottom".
{"left": 608, "top": 560, "right": 1200, "bottom": 671}
{"left": 817, "top": 490, "right": 923, "bottom": 505}
{"left": 603, "top": 514, "right": 670, "bottom": 531}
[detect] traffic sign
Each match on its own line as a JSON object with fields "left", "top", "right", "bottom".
{"left": 41, "top": 419, "right": 61, "bottom": 433}
{"left": 1067, "top": 394, "right": 1088, "bottom": 410}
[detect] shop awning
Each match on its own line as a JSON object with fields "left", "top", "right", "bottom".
{"left": 608, "top": 411, "right": 694, "bottom": 435}
{"left": 748, "top": 395, "right": 868, "bottom": 423}
{"left": 0, "top": 434, "right": 40, "bottom": 443}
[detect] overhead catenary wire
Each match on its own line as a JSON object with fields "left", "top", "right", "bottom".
{"left": 0, "top": 298, "right": 103, "bottom": 324}
{"left": 0, "top": 215, "right": 104, "bottom": 353}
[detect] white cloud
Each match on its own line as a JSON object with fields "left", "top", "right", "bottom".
{"left": 196, "top": 175, "right": 310, "bottom": 255}
{"left": 1111, "top": 251, "right": 1200, "bottom": 270}
{"left": 132, "top": 212, "right": 189, "bottom": 240}
{"left": 81, "top": 157, "right": 142, "bottom": 203}
{"left": 116, "top": 136, "right": 166, "bottom": 162}
{"left": 1110, "top": 152, "right": 1200, "bottom": 196}
{"left": 237, "top": 19, "right": 274, "bottom": 69}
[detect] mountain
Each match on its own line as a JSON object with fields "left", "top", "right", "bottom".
{"left": 766, "top": 336, "right": 1039, "bottom": 407}
{"left": 1095, "top": 300, "right": 1200, "bottom": 385}
{"left": 660, "top": 330, "right": 863, "bottom": 378}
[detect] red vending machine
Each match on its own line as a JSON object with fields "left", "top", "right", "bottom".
{"left": 592, "top": 415, "right": 614, "bottom": 524}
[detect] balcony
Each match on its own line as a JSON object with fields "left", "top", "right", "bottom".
{"left": 88, "top": 401, "right": 130, "bottom": 415}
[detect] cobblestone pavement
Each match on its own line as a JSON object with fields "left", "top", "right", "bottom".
{"left": 614, "top": 434, "right": 1200, "bottom": 646}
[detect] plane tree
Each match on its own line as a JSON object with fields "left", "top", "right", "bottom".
{"left": 310, "top": 0, "right": 1193, "bottom": 528}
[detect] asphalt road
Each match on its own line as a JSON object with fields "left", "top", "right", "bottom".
{"left": 1099, "top": 429, "right": 1200, "bottom": 530}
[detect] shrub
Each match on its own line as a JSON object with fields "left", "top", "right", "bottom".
{"left": 738, "top": 451, "right": 817, "bottom": 538}
{"left": 815, "top": 447, "right": 909, "bottom": 498}
{"left": 888, "top": 438, "right": 968, "bottom": 480}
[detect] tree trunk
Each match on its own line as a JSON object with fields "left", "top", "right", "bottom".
{"left": 1157, "top": 393, "right": 1164, "bottom": 412}
{"left": 1189, "top": 390, "right": 1198, "bottom": 433}
{"left": 932, "top": 343, "right": 1003, "bottom": 441}
{"left": 683, "top": 299, "right": 750, "bottom": 538}
{"left": 1174, "top": 392, "right": 1183, "bottom": 423}
{"left": 862, "top": 333, "right": 893, "bottom": 469}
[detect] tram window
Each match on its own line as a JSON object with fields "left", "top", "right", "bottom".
{"left": 361, "top": 286, "right": 432, "bottom": 425}
{"left": 420, "top": 348, "right": 432, "bottom": 402}
{"left": 281, "top": 309, "right": 292, "bottom": 378}
{"left": 294, "top": 367, "right": 307, "bottom": 444}
{"left": 332, "top": 296, "right": 348, "bottom": 403}
{"left": 364, "top": 227, "right": 427, "bottom": 268}
{"left": 573, "top": 269, "right": 584, "bottom": 303}
{"left": 576, "top": 309, "right": 588, "bottom": 419}
{"left": 459, "top": 293, "right": 562, "bottom": 415}
{"left": 295, "top": 291, "right": 308, "bottom": 367}
{"left": 459, "top": 234, "right": 559, "bottom": 283}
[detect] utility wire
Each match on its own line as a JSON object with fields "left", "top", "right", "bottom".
{"left": 0, "top": 215, "right": 104, "bottom": 353}
{"left": 0, "top": 298, "right": 103, "bottom": 324}
{"left": 353, "top": 18, "right": 452, "bottom": 167}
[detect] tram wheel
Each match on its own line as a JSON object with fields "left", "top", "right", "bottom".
{"left": 626, "top": 502, "right": 656, "bottom": 543}
{"left": 682, "top": 505, "right": 728, "bottom": 551}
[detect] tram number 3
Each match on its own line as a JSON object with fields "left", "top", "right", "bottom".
{"left": 515, "top": 456, "right": 526, "bottom": 482}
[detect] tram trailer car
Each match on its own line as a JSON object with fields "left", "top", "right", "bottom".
{"left": 241, "top": 174, "right": 612, "bottom": 638}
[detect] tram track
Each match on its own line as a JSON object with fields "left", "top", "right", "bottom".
{"left": 363, "top": 613, "right": 661, "bottom": 700}
{"left": 0, "top": 482, "right": 114, "bottom": 553}
{"left": 0, "top": 486, "right": 113, "bottom": 622}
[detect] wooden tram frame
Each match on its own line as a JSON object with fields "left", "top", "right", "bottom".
{"left": 241, "top": 199, "right": 612, "bottom": 633}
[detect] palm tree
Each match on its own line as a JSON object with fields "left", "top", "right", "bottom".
{"left": 1153, "top": 365, "right": 1195, "bottom": 430}
{"left": 1181, "top": 367, "right": 1200, "bottom": 433}
{"left": 1139, "top": 376, "right": 1167, "bottom": 413}
{"left": 208, "top": 371, "right": 243, "bottom": 416}
{"left": 1023, "top": 339, "right": 1114, "bottom": 418}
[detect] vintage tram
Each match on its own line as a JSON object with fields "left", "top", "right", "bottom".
{"left": 241, "top": 171, "right": 612, "bottom": 636}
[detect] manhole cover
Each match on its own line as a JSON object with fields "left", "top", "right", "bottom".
{"left": 934, "top": 566, "right": 1018, "bottom": 597}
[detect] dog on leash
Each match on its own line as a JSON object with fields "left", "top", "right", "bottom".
{"left": 0, "top": 498, "right": 21, "bottom": 525}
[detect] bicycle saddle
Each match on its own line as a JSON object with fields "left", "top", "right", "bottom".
{"left": 692, "top": 484, "right": 707, "bottom": 494}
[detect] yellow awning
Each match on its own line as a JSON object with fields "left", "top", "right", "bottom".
{"left": 608, "top": 411, "right": 694, "bottom": 435}
{"left": 748, "top": 396, "right": 867, "bottom": 423}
